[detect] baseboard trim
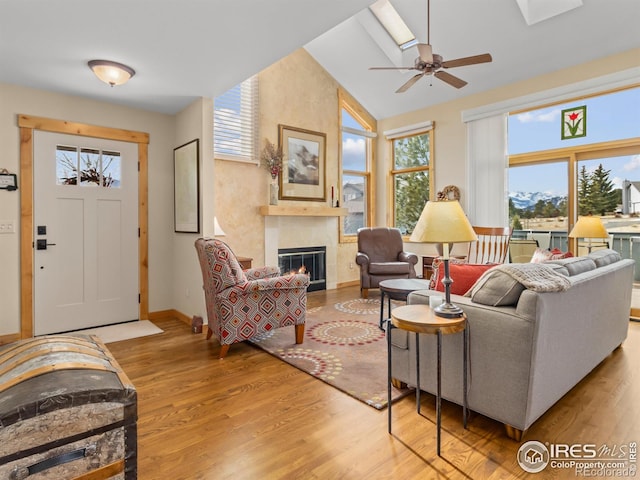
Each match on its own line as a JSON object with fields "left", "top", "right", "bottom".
{"left": 336, "top": 280, "right": 359, "bottom": 289}
{"left": 149, "top": 309, "right": 191, "bottom": 325}
{"left": 0, "top": 333, "right": 21, "bottom": 346}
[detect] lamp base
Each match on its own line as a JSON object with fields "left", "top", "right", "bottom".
{"left": 434, "top": 302, "right": 465, "bottom": 318}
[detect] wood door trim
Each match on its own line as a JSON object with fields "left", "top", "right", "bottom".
{"left": 19, "top": 115, "right": 149, "bottom": 339}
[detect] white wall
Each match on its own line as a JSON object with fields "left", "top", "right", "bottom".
{"left": 172, "top": 97, "right": 214, "bottom": 320}
{"left": 0, "top": 83, "right": 176, "bottom": 335}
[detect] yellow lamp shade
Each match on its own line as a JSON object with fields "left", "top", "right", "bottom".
{"left": 568, "top": 215, "right": 608, "bottom": 239}
{"left": 409, "top": 200, "right": 477, "bottom": 244}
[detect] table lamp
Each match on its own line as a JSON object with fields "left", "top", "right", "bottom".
{"left": 213, "top": 217, "right": 226, "bottom": 237}
{"left": 410, "top": 200, "right": 477, "bottom": 318}
{"left": 568, "top": 215, "right": 608, "bottom": 254}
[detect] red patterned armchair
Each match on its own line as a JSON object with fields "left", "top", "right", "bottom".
{"left": 195, "top": 238, "right": 309, "bottom": 359}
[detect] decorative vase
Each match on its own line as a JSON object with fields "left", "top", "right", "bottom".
{"left": 269, "top": 179, "right": 279, "bottom": 205}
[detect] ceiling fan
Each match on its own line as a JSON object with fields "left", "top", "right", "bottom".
{"left": 369, "top": 0, "right": 492, "bottom": 93}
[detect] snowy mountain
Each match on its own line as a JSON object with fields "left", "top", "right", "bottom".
{"left": 509, "top": 191, "right": 567, "bottom": 211}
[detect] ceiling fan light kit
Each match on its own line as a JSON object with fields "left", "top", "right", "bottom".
{"left": 369, "top": 0, "right": 492, "bottom": 93}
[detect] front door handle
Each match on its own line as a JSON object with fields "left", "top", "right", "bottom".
{"left": 36, "top": 239, "right": 56, "bottom": 250}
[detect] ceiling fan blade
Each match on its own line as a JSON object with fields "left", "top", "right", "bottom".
{"left": 396, "top": 73, "right": 424, "bottom": 93}
{"left": 442, "top": 53, "right": 492, "bottom": 69}
{"left": 369, "top": 66, "right": 415, "bottom": 70}
{"left": 417, "top": 43, "right": 434, "bottom": 64}
{"left": 434, "top": 70, "right": 467, "bottom": 89}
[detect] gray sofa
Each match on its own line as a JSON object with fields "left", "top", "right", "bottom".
{"left": 389, "top": 249, "right": 634, "bottom": 440}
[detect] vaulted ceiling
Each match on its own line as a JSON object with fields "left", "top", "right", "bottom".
{"left": 1, "top": 0, "right": 639, "bottom": 120}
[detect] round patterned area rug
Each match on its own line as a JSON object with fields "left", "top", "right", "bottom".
{"left": 249, "top": 297, "right": 410, "bottom": 409}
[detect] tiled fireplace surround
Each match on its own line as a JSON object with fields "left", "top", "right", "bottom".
{"left": 264, "top": 216, "right": 339, "bottom": 290}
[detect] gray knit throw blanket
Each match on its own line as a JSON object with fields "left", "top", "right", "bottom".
{"left": 488, "top": 263, "right": 571, "bottom": 292}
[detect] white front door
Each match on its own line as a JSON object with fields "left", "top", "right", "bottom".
{"left": 33, "top": 131, "right": 139, "bottom": 335}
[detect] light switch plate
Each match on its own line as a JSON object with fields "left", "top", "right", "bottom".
{"left": 0, "top": 221, "right": 15, "bottom": 234}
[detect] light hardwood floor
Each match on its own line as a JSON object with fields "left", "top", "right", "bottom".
{"left": 107, "top": 286, "right": 640, "bottom": 480}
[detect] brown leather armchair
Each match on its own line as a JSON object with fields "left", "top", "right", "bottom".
{"left": 355, "top": 227, "right": 418, "bottom": 298}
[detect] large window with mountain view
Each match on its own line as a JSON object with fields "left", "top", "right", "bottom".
{"left": 508, "top": 86, "right": 640, "bottom": 312}
{"left": 508, "top": 86, "right": 640, "bottom": 235}
{"left": 391, "top": 129, "right": 433, "bottom": 235}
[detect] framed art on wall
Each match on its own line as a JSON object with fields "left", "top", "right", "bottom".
{"left": 174, "top": 139, "right": 200, "bottom": 233}
{"left": 278, "top": 124, "right": 326, "bottom": 201}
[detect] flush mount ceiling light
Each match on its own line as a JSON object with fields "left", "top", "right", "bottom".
{"left": 88, "top": 60, "right": 135, "bottom": 87}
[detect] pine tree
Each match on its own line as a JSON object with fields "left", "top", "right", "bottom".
{"left": 578, "top": 165, "right": 593, "bottom": 215}
{"left": 512, "top": 214, "right": 523, "bottom": 230}
{"left": 394, "top": 135, "right": 430, "bottom": 233}
{"left": 589, "top": 164, "right": 618, "bottom": 215}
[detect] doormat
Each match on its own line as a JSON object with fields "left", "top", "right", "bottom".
{"left": 69, "top": 320, "right": 163, "bottom": 344}
{"left": 249, "top": 298, "right": 411, "bottom": 410}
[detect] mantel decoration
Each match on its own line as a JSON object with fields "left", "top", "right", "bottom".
{"left": 261, "top": 139, "right": 283, "bottom": 206}
{"left": 278, "top": 124, "right": 326, "bottom": 202}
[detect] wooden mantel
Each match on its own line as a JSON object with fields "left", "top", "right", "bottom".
{"left": 259, "top": 205, "right": 348, "bottom": 217}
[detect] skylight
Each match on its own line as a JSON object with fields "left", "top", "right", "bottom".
{"left": 369, "top": 0, "right": 416, "bottom": 51}
{"left": 515, "top": 0, "right": 583, "bottom": 26}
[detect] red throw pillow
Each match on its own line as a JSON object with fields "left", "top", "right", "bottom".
{"left": 432, "top": 262, "right": 496, "bottom": 295}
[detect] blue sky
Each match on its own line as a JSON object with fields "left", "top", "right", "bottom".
{"left": 508, "top": 87, "right": 640, "bottom": 195}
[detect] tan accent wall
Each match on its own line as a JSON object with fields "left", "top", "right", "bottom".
{"left": 215, "top": 48, "right": 359, "bottom": 286}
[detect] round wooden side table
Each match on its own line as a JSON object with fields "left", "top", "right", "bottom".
{"left": 387, "top": 303, "right": 468, "bottom": 456}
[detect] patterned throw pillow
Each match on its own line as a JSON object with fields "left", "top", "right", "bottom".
{"left": 549, "top": 247, "right": 573, "bottom": 260}
{"left": 530, "top": 248, "right": 553, "bottom": 263}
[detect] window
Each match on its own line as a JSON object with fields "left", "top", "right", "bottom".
{"left": 56, "top": 145, "right": 121, "bottom": 188}
{"left": 389, "top": 124, "right": 433, "bottom": 235}
{"left": 508, "top": 161, "right": 568, "bottom": 232}
{"left": 214, "top": 76, "right": 259, "bottom": 163}
{"left": 508, "top": 87, "right": 640, "bottom": 235}
{"left": 339, "top": 90, "right": 376, "bottom": 241}
{"left": 369, "top": 0, "right": 417, "bottom": 50}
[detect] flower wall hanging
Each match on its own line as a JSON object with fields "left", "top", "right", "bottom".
{"left": 561, "top": 105, "right": 586, "bottom": 140}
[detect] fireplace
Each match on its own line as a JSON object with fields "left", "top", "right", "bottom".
{"left": 278, "top": 246, "right": 326, "bottom": 292}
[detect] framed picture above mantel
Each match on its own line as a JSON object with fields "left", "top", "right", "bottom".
{"left": 278, "top": 124, "right": 326, "bottom": 202}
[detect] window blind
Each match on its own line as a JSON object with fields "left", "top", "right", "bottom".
{"left": 214, "top": 76, "right": 259, "bottom": 163}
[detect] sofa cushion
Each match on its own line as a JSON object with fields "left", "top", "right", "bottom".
{"left": 466, "top": 269, "right": 526, "bottom": 306}
{"left": 546, "top": 263, "right": 570, "bottom": 277}
{"left": 587, "top": 248, "right": 621, "bottom": 267}
{"left": 545, "top": 256, "right": 596, "bottom": 276}
{"left": 432, "top": 261, "right": 496, "bottom": 295}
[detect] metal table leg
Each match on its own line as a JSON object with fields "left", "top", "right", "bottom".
{"left": 463, "top": 320, "right": 468, "bottom": 428}
{"left": 437, "top": 329, "right": 442, "bottom": 456}
{"left": 379, "top": 290, "right": 386, "bottom": 330}
{"left": 416, "top": 333, "right": 421, "bottom": 414}
{"left": 387, "top": 321, "right": 393, "bottom": 433}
